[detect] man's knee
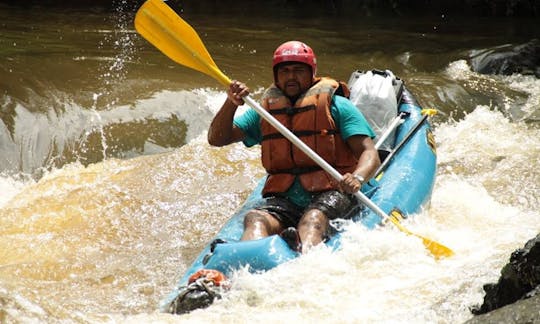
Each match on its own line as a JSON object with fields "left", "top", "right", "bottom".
{"left": 244, "top": 210, "right": 272, "bottom": 228}
{"left": 299, "top": 209, "right": 328, "bottom": 231}
{"left": 242, "top": 210, "right": 283, "bottom": 241}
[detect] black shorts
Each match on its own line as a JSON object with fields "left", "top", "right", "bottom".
{"left": 254, "top": 190, "right": 359, "bottom": 228}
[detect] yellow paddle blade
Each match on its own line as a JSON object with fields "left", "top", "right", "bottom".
{"left": 134, "top": 0, "right": 231, "bottom": 86}
{"left": 419, "top": 235, "right": 454, "bottom": 259}
{"left": 421, "top": 108, "right": 438, "bottom": 116}
{"left": 388, "top": 213, "right": 454, "bottom": 259}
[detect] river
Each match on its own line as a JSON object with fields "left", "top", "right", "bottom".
{"left": 0, "top": 2, "right": 539, "bottom": 323}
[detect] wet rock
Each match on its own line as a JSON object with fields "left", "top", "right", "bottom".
{"left": 468, "top": 233, "right": 540, "bottom": 321}
{"left": 466, "top": 294, "right": 540, "bottom": 324}
{"left": 469, "top": 39, "right": 540, "bottom": 78}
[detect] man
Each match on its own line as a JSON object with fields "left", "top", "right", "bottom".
{"left": 208, "top": 41, "right": 380, "bottom": 253}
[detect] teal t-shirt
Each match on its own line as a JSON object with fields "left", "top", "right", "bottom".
{"left": 233, "top": 95, "right": 375, "bottom": 207}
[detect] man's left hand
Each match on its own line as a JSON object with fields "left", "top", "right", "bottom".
{"left": 339, "top": 173, "right": 362, "bottom": 194}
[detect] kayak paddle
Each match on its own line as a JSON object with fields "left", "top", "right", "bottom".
{"left": 134, "top": 0, "right": 454, "bottom": 259}
{"left": 375, "top": 108, "right": 437, "bottom": 177}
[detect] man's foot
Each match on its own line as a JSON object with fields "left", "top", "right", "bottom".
{"left": 280, "top": 227, "right": 302, "bottom": 252}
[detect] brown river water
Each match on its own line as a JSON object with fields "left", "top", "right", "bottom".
{"left": 0, "top": 2, "right": 539, "bottom": 323}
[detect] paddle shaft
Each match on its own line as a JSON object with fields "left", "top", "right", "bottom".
{"left": 243, "top": 96, "right": 397, "bottom": 225}
{"left": 374, "top": 112, "right": 408, "bottom": 150}
{"left": 375, "top": 112, "right": 429, "bottom": 177}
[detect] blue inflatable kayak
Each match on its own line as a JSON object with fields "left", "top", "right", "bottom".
{"left": 162, "top": 70, "right": 437, "bottom": 314}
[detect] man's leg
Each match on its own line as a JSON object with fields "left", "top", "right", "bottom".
{"left": 241, "top": 197, "right": 303, "bottom": 241}
{"left": 298, "top": 190, "right": 358, "bottom": 253}
{"left": 241, "top": 210, "right": 284, "bottom": 241}
{"left": 297, "top": 209, "right": 328, "bottom": 253}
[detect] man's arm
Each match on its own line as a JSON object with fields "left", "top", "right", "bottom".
{"left": 340, "top": 135, "right": 381, "bottom": 194}
{"left": 330, "top": 95, "right": 380, "bottom": 193}
{"left": 208, "top": 81, "right": 249, "bottom": 147}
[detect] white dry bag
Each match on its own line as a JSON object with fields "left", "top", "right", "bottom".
{"left": 348, "top": 70, "right": 401, "bottom": 153}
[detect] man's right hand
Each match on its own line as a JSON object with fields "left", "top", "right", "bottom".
{"left": 208, "top": 80, "right": 249, "bottom": 147}
{"left": 227, "top": 80, "right": 250, "bottom": 106}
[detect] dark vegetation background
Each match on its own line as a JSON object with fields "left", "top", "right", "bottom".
{"left": 0, "top": 0, "right": 538, "bottom": 17}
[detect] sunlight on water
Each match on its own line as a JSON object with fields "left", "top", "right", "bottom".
{"left": 446, "top": 60, "right": 540, "bottom": 123}
{"left": 0, "top": 89, "right": 222, "bottom": 176}
{"left": 0, "top": 134, "right": 263, "bottom": 321}
{"left": 504, "top": 74, "right": 540, "bottom": 122}
{"left": 435, "top": 105, "right": 540, "bottom": 209}
{"left": 0, "top": 175, "right": 30, "bottom": 208}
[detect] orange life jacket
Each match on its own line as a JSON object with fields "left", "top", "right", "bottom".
{"left": 260, "top": 77, "right": 358, "bottom": 196}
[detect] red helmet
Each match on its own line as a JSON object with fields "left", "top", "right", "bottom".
{"left": 272, "top": 41, "right": 317, "bottom": 76}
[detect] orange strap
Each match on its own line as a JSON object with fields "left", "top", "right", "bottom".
{"left": 188, "top": 269, "right": 227, "bottom": 286}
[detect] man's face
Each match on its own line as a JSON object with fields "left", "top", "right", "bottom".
{"left": 275, "top": 63, "right": 313, "bottom": 99}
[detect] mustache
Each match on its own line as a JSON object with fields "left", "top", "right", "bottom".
{"left": 285, "top": 80, "right": 300, "bottom": 87}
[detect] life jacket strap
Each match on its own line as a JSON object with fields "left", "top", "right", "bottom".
{"left": 262, "top": 129, "right": 338, "bottom": 141}
{"left": 267, "top": 166, "right": 321, "bottom": 175}
{"left": 269, "top": 104, "right": 316, "bottom": 116}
